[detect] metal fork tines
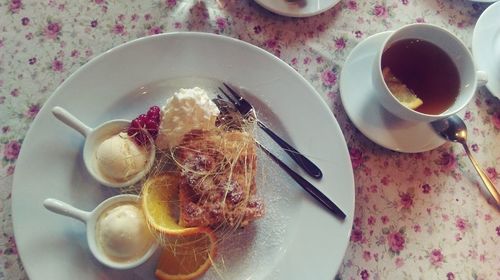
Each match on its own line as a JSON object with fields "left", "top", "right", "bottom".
{"left": 219, "top": 83, "right": 323, "bottom": 179}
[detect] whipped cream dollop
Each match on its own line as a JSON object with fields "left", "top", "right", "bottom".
{"left": 156, "top": 87, "right": 220, "bottom": 149}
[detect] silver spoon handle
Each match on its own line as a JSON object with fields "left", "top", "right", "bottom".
{"left": 462, "top": 143, "right": 500, "bottom": 206}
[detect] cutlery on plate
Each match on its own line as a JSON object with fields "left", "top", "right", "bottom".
{"left": 214, "top": 92, "right": 345, "bottom": 219}
{"left": 431, "top": 115, "right": 500, "bottom": 206}
{"left": 218, "top": 83, "right": 323, "bottom": 179}
{"left": 256, "top": 141, "right": 346, "bottom": 219}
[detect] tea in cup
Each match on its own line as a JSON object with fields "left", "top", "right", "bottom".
{"left": 373, "top": 23, "right": 487, "bottom": 123}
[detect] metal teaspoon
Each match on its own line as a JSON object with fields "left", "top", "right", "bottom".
{"left": 431, "top": 115, "right": 500, "bottom": 206}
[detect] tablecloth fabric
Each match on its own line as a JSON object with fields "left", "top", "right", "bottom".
{"left": 0, "top": 0, "right": 499, "bottom": 279}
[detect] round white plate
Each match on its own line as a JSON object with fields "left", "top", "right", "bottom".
{"left": 473, "top": 1, "right": 500, "bottom": 98}
{"left": 340, "top": 32, "right": 446, "bottom": 153}
{"left": 254, "top": 0, "right": 340, "bottom": 18}
{"left": 12, "top": 33, "right": 354, "bottom": 280}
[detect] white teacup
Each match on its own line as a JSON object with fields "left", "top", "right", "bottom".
{"left": 373, "top": 23, "right": 487, "bottom": 123}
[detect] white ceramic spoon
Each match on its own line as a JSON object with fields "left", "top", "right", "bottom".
{"left": 52, "top": 106, "right": 155, "bottom": 188}
{"left": 43, "top": 194, "right": 158, "bottom": 270}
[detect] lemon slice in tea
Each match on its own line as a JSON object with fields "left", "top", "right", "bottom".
{"left": 382, "top": 67, "right": 423, "bottom": 110}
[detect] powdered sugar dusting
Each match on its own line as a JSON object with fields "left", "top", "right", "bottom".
{"left": 136, "top": 77, "right": 302, "bottom": 279}
{"left": 204, "top": 148, "right": 298, "bottom": 279}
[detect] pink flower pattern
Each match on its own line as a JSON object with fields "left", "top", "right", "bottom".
{"left": 44, "top": 21, "right": 62, "bottom": 40}
{"left": 321, "top": 69, "right": 337, "bottom": 86}
{"left": 399, "top": 191, "right": 414, "bottom": 209}
{"left": 4, "top": 141, "right": 21, "bottom": 161}
{"left": 429, "top": 249, "right": 445, "bottom": 267}
{"left": 52, "top": 59, "right": 63, "bottom": 72}
{"left": 492, "top": 112, "right": 500, "bottom": 129}
{"left": 349, "top": 147, "right": 364, "bottom": 169}
{"left": 9, "top": 0, "right": 23, "bottom": 13}
{"left": 387, "top": 231, "right": 405, "bottom": 253}
{"left": 0, "top": 1, "right": 499, "bottom": 279}
{"left": 373, "top": 4, "right": 388, "bottom": 18}
{"left": 147, "top": 26, "right": 163, "bottom": 35}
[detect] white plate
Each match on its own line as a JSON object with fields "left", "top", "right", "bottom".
{"left": 12, "top": 33, "right": 354, "bottom": 280}
{"left": 254, "top": 0, "right": 340, "bottom": 18}
{"left": 340, "top": 32, "right": 446, "bottom": 153}
{"left": 473, "top": 1, "right": 500, "bottom": 98}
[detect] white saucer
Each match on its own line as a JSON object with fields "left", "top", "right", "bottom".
{"left": 473, "top": 1, "right": 500, "bottom": 98}
{"left": 339, "top": 32, "right": 446, "bottom": 153}
{"left": 254, "top": 0, "right": 340, "bottom": 18}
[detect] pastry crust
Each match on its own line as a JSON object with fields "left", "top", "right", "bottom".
{"left": 174, "top": 129, "right": 264, "bottom": 228}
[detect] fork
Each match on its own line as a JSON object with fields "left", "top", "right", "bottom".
{"left": 215, "top": 87, "right": 345, "bottom": 219}
{"left": 218, "top": 83, "right": 323, "bottom": 179}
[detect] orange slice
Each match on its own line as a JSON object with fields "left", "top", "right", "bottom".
{"left": 142, "top": 173, "right": 200, "bottom": 236}
{"left": 155, "top": 228, "right": 217, "bottom": 280}
{"left": 142, "top": 174, "right": 217, "bottom": 279}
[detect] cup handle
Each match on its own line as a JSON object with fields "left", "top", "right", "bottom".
{"left": 476, "top": 71, "right": 488, "bottom": 87}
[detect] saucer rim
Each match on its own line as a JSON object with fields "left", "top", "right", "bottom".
{"left": 253, "top": 0, "right": 340, "bottom": 18}
{"left": 339, "top": 31, "right": 446, "bottom": 153}
{"left": 472, "top": 1, "right": 500, "bottom": 98}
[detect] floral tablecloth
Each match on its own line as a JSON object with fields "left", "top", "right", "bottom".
{"left": 1, "top": 0, "right": 499, "bottom": 279}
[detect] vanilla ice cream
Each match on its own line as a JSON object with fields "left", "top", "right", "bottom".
{"left": 95, "top": 132, "right": 148, "bottom": 182}
{"left": 96, "top": 203, "right": 154, "bottom": 261}
{"left": 155, "top": 87, "right": 220, "bottom": 149}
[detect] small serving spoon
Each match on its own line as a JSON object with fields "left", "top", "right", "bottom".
{"left": 431, "top": 115, "right": 500, "bottom": 206}
{"left": 43, "top": 194, "right": 158, "bottom": 269}
{"left": 52, "top": 106, "right": 155, "bottom": 188}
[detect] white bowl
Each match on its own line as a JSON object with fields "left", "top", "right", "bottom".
{"left": 43, "top": 194, "right": 158, "bottom": 270}
{"left": 52, "top": 106, "right": 155, "bottom": 188}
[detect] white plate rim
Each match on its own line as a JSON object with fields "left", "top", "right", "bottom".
{"left": 12, "top": 32, "right": 355, "bottom": 280}
{"left": 253, "top": 0, "right": 340, "bottom": 18}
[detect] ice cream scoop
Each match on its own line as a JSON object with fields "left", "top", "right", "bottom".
{"left": 43, "top": 194, "right": 158, "bottom": 269}
{"left": 95, "top": 132, "right": 148, "bottom": 183}
{"left": 96, "top": 203, "right": 155, "bottom": 262}
{"left": 52, "top": 106, "right": 155, "bottom": 188}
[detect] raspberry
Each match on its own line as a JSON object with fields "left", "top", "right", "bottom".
{"left": 145, "top": 119, "right": 159, "bottom": 138}
{"left": 128, "top": 119, "right": 141, "bottom": 135}
{"left": 127, "top": 106, "right": 161, "bottom": 145}
{"left": 137, "top": 114, "right": 148, "bottom": 123}
{"left": 147, "top": 106, "right": 161, "bottom": 123}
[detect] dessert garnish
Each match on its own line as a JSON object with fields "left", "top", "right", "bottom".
{"left": 142, "top": 174, "right": 218, "bottom": 280}
{"left": 175, "top": 129, "right": 264, "bottom": 228}
{"left": 155, "top": 87, "right": 220, "bottom": 150}
{"left": 49, "top": 86, "right": 264, "bottom": 278}
{"left": 155, "top": 229, "right": 217, "bottom": 280}
{"left": 138, "top": 86, "right": 264, "bottom": 279}
{"left": 128, "top": 106, "right": 161, "bottom": 145}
